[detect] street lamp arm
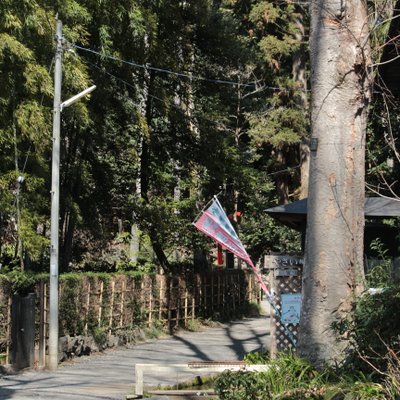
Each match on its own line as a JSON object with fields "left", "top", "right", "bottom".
{"left": 60, "top": 85, "right": 96, "bottom": 110}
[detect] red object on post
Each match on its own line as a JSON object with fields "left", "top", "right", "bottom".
{"left": 217, "top": 243, "right": 224, "bottom": 266}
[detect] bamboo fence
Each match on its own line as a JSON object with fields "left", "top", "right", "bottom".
{"left": 0, "top": 269, "right": 261, "bottom": 367}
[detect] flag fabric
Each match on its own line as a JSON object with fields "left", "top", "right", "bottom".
{"left": 194, "top": 198, "right": 251, "bottom": 265}
{"left": 194, "top": 197, "right": 297, "bottom": 346}
{"left": 194, "top": 198, "right": 270, "bottom": 295}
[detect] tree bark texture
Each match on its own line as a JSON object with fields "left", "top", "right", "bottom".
{"left": 298, "top": 0, "right": 371, "bottom": 365}
{"left": 292, "top": 9, "right": 310, "bottom": 200}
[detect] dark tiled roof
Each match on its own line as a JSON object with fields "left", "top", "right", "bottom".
{"left": 265, "top": 197, "right": 400, "bottom": 231}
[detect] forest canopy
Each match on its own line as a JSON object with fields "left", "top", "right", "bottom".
{"left": 0, "top": 0, "right": 398, "bottom": 274}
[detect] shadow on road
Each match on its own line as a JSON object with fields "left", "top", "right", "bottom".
{"left": 170, "top": 317, "right": 270, "bottom": 362}
{"left": 223, "top": 319, "right": 270, "bottom": 359}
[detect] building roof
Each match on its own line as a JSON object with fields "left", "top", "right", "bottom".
{"left": 265, "top": 197, "right": 400, "bottom": 231}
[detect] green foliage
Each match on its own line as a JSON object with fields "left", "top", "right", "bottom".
{"left": 186, "top": 318, "right": 203, "bottom": 332}
{"left": 216, "top": 352, "right": 390, "bottom": 400}
{"left": 365, "top": 239, "right": 393, "bottom": 288}
{"left": 248, "top": 107, "right": 306, "bottom": 148}
{"left": 0, "top": 0, "right": 308, "bottom": 273}
{"left": 244, "top": 350, "right": 269, "bottom": 365}
{"left": 332, "top": 377, "right": 387, "bottom": 400}
{"left": 332, "top": 285, "right": 400, "bottom": 374}
{"left": 4, "top": 268, "right": 38, "bottom": 295}
{"left": 91, "top": 326, "right": 108, "bottom": 347}
{"left": 215, "top": 353, "right": 323, "bottom": 400}
{"left": 144, "top": 319, "right": 166, "bottom": 339}
{"left": 59, "top": 274, "right": 84, "bottom": 335}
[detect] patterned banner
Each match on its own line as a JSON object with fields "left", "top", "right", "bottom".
{"left": 194, "top": 197, "right": 297, "bottom": 346}
{"left": 194, "top": 200, "right": 251, "bottom": 264}
{"left": 194, "top": 198, "right": 268, "bottom": 291}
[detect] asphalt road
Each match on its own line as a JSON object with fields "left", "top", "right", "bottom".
{"left": 0, "top": 316, "right": 270, "bottom": 400}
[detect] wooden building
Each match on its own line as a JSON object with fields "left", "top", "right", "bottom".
{"left": 265, "top": 197, "right": 400, "bottom": 258}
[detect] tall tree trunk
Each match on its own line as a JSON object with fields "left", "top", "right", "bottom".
{"left": 298, "top": 0, "right": 371, "bottom": 366}
{"left": 276, "top": 147, "right": 289, "bottom": 204}
{"left": 130, "top": 108, "right": 144, "bottom": 264}
{"left": 13, "top": 121, "right": 24, "bottom": 269}
{"left": 140, "top": 70, "right": 172, "bottom": 273}
{"left": 292, "top": 9, "right": 310, "bottom": 199}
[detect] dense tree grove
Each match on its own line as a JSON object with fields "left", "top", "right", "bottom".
{"left": 3, "top": 0, "right": 400, "bottom": 376}
{"left": 1, "top": 0, "right": 399, "bottom": 278}
{"left": 0, "top": 0, "right": 307, "bottom": 273}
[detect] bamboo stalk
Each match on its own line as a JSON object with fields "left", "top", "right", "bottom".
{"left": 98, "top": 281, "right": 104, "bottom": 327}
{"left": 231, "top": 274, "right": 235, "bottom": 311}
{"left": 84, "top": 281, "right": 90, "bottom": 335}
{"left": 249, "top": 276, "right": 252, "bottom": 303}
{"left": 120, "top": 280, "right": 126, "bottom": 328}
{"left": 184, "top": 287, "right": 188, "bottom": 327}
{"left": 148, "top": 284, "right": 153, "bottom": 326}
{"left": 176, "top": 278, "right": 180, "bottom": 328}
{"left": 159, "top": 279, "right": 163, "bottom": 321}
{"left": 44, "top": 283, "right": 48, "bottom": 365}
{"left": 109, "top": 280, "right": 115, "bottom": 334}
{"left": 190, "top": 296, "right": 194, "bottom": 322}
{"left": 168, "top": 279, "right": 172, "bottom": 327}
{"left": 237, "top": 274, "right": 241, "bottom": 307}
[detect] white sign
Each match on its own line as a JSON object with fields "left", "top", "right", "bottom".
{"left": 264, "top": 255, "right": 304, "bottom": 269}
{"left": 281, "top": 293, "right": 302, "bottom": 325}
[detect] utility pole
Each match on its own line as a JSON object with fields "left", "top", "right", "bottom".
{"left": 48, "top": 20, "right": 95, "bottom": 370}
{"left": 48, "top": 19, "right": 63, "bottom": 371}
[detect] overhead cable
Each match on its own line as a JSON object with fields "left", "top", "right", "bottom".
{"left": 69, "top": 42, "right": 279, "bottom": 90}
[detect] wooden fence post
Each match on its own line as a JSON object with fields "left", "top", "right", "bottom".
{"left": 84, "top": 281, "right": 90, "bottom": 335}
{"left": 109, "top": 280, "right": 115, "bottom": 335}
{"left": 98, "top": 280, "right": 104, "bottom": 327}
{"left": 120, "top": 279, "right": 126, "bottom": 328}
{"left": 159, "top": 278, "right": 163, "bottom": 322}
{"left": 148, "top": 279, "right": 153, "bottom": 326}
{"left": 39, "top": 281, "right": 45, "bottom": 369}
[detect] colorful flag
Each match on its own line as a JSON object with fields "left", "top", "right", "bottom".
{"left": 194, "top": 198, "right": 252, "bottom": 265}
{"left": 194, "top": 197, "right": 297, "bottom": 346}
{"left": 194, "top": 198, "right": 269, "bottom": 294}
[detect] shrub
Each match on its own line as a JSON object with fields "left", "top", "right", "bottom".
{"left": 215, "top": 352, "right": 390, "bottom": 400}
{"left": 5, "top": 269, "right": 40, "bottom": 295}
{"left": 214, "top": 353, "right": 323, "bottom": 400}
{"left": 332, "top": 287, "right": 400, "bottom": 374}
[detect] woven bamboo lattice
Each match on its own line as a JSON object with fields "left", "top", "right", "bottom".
{"left": 264, "top": 255, "right": 303, "bottom": 354}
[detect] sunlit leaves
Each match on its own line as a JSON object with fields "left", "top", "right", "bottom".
{"left": 248, "top": 108, "right": 306, "bottom": 147}
{"left": 0, "top": 33, "right": 34, "bottom": 62}
{"left": 249, "top": 2, "right": 280, "bottom": 28}
{"left": 14, "top": 101, "right": 51, "bottom": 147}
{"left": 2, "top": 12, "right": 23, "bottom": 31}
{"left": 23, "top": 63, "right": 52, "bottom": 95}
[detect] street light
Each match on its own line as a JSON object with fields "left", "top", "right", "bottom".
{"left": 48, "top": 20, "right": 96, "bottom": 371}
{"left": 60, "top": 85, "right": 96, "bottom": 110}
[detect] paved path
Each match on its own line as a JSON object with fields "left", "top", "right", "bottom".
{"left": 0, "top": 317, "right": 270, "bottom": 400}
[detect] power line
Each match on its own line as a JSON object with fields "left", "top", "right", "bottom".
{"left": 69, "top": 42, "right": 276, "bottom": 90}
{"left": 84, "top": 60, "right": 236, "bottom": 130}
{"left": 87, "top": 60, "right": 170, "bottom": 106}
{"left": 83, "top": 61, "right": 305, "bottom": 180}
